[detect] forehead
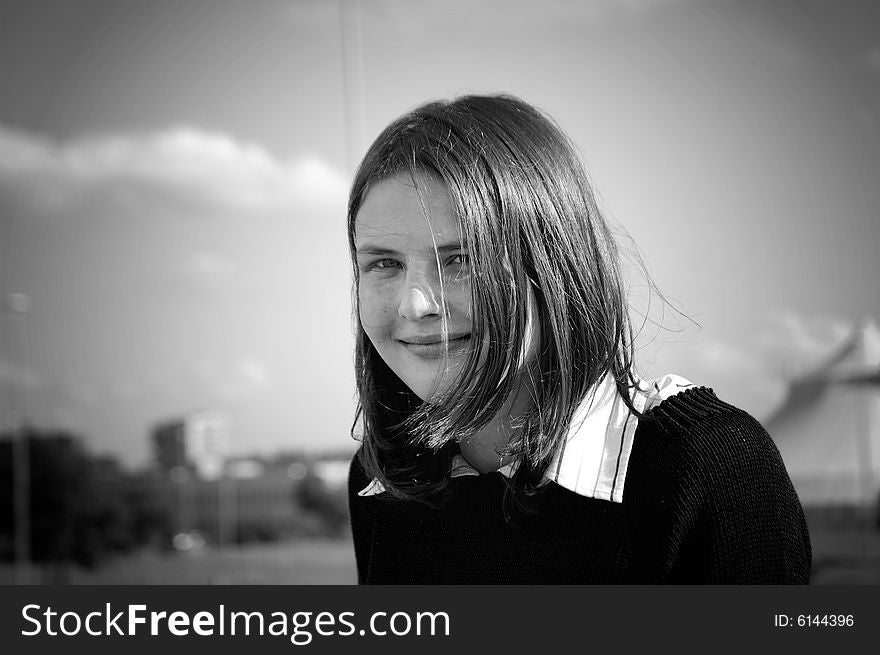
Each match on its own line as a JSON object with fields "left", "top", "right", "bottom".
{"left": 354, "top": 172, "right": 462, "bottom": 248}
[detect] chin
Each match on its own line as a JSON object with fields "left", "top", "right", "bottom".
{"left": 388, "top": 353, "right": 469, "bottom": 402}
{"left": 397, "top": 371, "right": 456, "bottom": 403}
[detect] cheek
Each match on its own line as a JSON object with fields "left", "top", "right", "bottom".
{"left": 445, "top": 283, "right": 473, "bottom": 320}
{"left": 358, "top": 281, "right": 396, "bottom": 338}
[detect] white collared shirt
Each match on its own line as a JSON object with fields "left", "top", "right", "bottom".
{"left": 358, "top": 373, "right": 694, "bottom": 503}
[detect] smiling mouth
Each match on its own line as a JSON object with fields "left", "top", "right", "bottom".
{"left": 400, "top": 335, "right": 471, "bottom": 358}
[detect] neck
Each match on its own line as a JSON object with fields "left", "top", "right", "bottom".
{"left": 457, "top": 378, "right": 535, "bottom": 473}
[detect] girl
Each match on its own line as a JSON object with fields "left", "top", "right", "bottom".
{"left": 346, "top": 94, "right": 811, "bottom": 583}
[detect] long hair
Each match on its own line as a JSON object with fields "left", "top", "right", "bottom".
{"left": 348, "top": 94, "right": 641, "bottom": 507}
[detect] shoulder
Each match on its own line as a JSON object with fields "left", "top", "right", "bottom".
{"left": 630, "top": 387, "right": 796, "bottom": 503}
{"left": 637, "top": 386, "right": 778, "bottom": 460}
{"left": 630, "top": 387, "right": 811, "bottom": 582}
{"left": 629, "top": 386, "right": 797, "bottom": 500}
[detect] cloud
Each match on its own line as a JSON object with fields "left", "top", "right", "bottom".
{"left": 0, "top": 123, "right": 348, "bottom": 213}
{"left": 239, "top": 357, "right": 271, "bottom": 387}
{"left": 652, "top": 337, "right": 787, "bottom": 421}
{"left": 751, "top": 311, "right": 855, "bottom": 377}
{"left": 645, "top": 311, "right": 874, "bottom": 422}
{"left": 186, "top": 251, "right": 240, "bottom": 282}
{"left": 192, "top": 356, "right": 273, "bottom": 400}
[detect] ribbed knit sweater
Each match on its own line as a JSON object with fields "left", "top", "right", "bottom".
{"left": 347, "top": 388, "right": 812, "bottom": 584}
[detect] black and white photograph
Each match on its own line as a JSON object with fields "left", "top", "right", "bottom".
{"left": 1, "top": 0, "right": 878, "bottom": 594}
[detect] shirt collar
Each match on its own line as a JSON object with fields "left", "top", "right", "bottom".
{"left": 358, "top": 373, "right": 693, "bottom": 503}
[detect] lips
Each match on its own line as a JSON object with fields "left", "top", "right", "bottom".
{"left": 399, "top": 334, "right": 471, "bottom": 358}
{"left": 400, "top": 332, "right": 470, "bottom": 345}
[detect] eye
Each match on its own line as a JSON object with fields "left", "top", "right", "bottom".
{"left": 445, "top": 253, "right": 470, "bottom": 283}
{"left": 364, "top": 258, "right": 401, "bottom": 272}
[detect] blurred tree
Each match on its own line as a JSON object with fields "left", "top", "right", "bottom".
{"left": 293, "top": 469, "right": 349, "bottom": 537}
{"left": 0, "top": 429, "right": 170, "bottom": 571}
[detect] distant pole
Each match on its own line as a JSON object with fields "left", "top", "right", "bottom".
{"left": 217, "top": 472, "right": 237, "bottom": 548}
{"left": 837, "top": 365, "right": 880, "bottom": 533}
{"left": 217, "top": 476, "right": 224, "bottom": 548}
{"left": 339, "top": 0, "right": 366, "bottom": 174}
{"left": 228, "top": 474, "right": 238, "bottom": 547}
{"left": 853, "top": 389, "right": 876, "bottom": 542}
{"left": 5, "top": 292, "right": 32, "bottom": 584}
{"left": 218, "top": 473, "right": 234, "bottom": 549}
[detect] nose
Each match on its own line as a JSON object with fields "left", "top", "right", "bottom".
{"left": 398, "top": 269, "right": 442, "bottom": 321}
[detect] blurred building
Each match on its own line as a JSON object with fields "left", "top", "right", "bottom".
{"left": 147, "top": 414, "right": 353, "bottom": 545}
{"left": 152, "top": 410, "right": 229, "bottom": 480}
{"left": 165, "top": 458, "right": 306, "bottom": 545}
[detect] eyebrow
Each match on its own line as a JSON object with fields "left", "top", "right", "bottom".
{"left": 355, "top": 243, "right": 467, "bottom": 256}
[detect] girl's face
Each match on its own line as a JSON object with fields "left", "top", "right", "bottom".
{"left": 354, "top": 173, "right": 473, "bottom": 401}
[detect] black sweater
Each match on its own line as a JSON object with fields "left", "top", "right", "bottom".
{"left": 347, "top": 388, "right": 812, "bottom": 584}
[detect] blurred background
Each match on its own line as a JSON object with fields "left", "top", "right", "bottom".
{"left": 1, "top": 0, "right": 878, "bottom": 584}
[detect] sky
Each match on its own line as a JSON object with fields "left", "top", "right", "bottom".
{"left": 0, "top": 0, "right": 878, "bottom": 468}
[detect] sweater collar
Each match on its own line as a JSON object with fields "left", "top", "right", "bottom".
{"left": 358, "top": 373, "right": 694, "bottom": 503}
